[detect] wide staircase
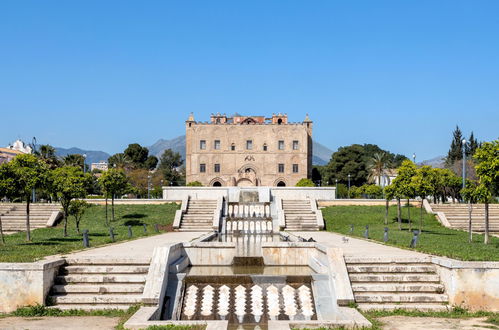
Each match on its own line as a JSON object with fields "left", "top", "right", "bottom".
{"left": 346, "top": 257, "right": 449, "bottom": 311}
{"left": 179, "top": 199, "right": 217, "bottom": 231}
{"left": 431, "top": 204, "right": 499, "bottom": 233}
{"left": 0, "top": 203, "right": 61, "bottom": 234}
{"left": 282, "top": 199, "right": 319, "bottom": 231}
{"left": 49, "top": 258, "right": 149, "bottom": 310}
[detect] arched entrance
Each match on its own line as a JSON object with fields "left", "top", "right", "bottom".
{"left": 212, "top": 181, "right": 222, "bottom": 187}
{"left": 236, "top": 178, "right": 254, "bottom": 187}
{"left": 277, "top": 181, "right": 286, "bottom": 187}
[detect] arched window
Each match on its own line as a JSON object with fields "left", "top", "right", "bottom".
{"left": 212, "top": 181, "right": 222, "bottom": 187}
{"left": 277, "top": 118, "right": 283, "bottom": 125}
{"left": 277, "top": 181, "right": 286, "bottom": 187}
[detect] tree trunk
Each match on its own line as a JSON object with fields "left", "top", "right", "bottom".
{"left": 105, "top": 196, "right": 109, "bottom": 226}
{"left": 384, "top": 199, "right": 389, "bottom": 225}
{"left": 484, "top": 202, "right": 489, "bottom": 244}
{"left": 397, "top": 198, "right": 401, "bottom": 230}
{"left": 76, "top": 217, "right": 80, "bottom": 234}
{"left": 419, "top": 199, "right": 424, "bottom": 232}
{"left": 111, "top": 195, "right": 115, "bottom": 222}
{"left": 407, "top": 198, "right": 411, "bottom": 231}
{"left": 26, "top": 198, "right": 31, "bottom": 241}
{"left": 468, "top": 202, "right": 472, "bottom": 243}
{"left": 63, "top": 205, "right": 68, "bottom": 237}
{"left": 0, "top": 216, "right": 5, "bottom": 244}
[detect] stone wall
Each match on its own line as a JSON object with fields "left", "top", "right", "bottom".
{"left": 0, "top": 259, "right": 65, "bottom": 313}
{"left": 433, "top": 257, "right": 499, "bottom": 311}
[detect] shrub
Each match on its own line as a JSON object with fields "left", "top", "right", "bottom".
{"left": 186, "top": 181, "right": 203, "bottom": 187}
{"left": 295, "top": 178, "right": 315, "bottom": 187}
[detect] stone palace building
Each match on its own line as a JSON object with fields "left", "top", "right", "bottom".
{"left": 185, "top": 113, "right": 312, "bottom": 186}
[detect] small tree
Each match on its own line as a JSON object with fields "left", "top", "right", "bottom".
{"left": 394, "top": 160, "right": 417, "bottom": 231}
{"left": 412, "top": 166, "right": 435, "bottom": 232}
{"left": 51, "top": 166, "right": 89, "bottom": 236}
{"left": 69, "top": 200, "right": 90, "bottom": 234}
{"left": 187, "top": 181, "right": 203, "bottom": 187}
{"left": 295, "top": 178, "right": 315, "bottom": 187}
{"left": 99, "top": 169, "right": 130, "bottom": 224}
{"left": 0, "top": 163, "right": 18, "bottom": 244}
{"left": 473, "top": 140, "right": 499, "bottom": 244}
{"left": 8, "top": 154, "right": 48, "bottom": 241}
{"left": 461, "top": 180, "right": 479, "bottom": 242}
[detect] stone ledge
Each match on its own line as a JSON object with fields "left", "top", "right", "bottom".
{"left": 432, "top": 257, "right": 499, "bottom": 269}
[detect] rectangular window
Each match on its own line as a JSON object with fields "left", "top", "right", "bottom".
{"left": 200, "top": 140, "right": 206, "bottom": 150}
{"left": 231, "top": 144, "right": 235, "bottom": 151}
{"left": 214, "top": 140, "right": 220, "bottom": 150}
{"left": 200, "top": 163, "right": 206, "bottom": 173}
{"left": 293, "top": 140, "right": 299, "bottom": 150}
{"left": 293, "top": 164, "right": 299, "bottom": 173}
{"left": 278, "top": 163, "right": 284, "bottom": 173}
{"left": 246, "top": 140, "right": 253, "bottom": 150}
{"left": 214, "top": 164, "right": 220, "bottom": 173}
{"left": 278, "top": 140, "right": 284, "bottom": 150}
{"left": 263, "top": 144, "right": 267, "bottom": 151}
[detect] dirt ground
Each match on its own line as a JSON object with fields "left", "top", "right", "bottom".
{"left": 0, "top": 316, "right": 119, "bottom": 330}
{"left": 378, "top": 316, "right": 498, "bottom": 330}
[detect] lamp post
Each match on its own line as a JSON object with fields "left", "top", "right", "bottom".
{"left": 335, "top": 179, "right": 338, "bottom": 198}
{"left": 83, "top": 154, "right": 87, "bottom": 173}
{"left": 412, "top": 153, "right": 416, "bottom": 164}
{"left": 147, "top": 175, "right": 151, "bottom": 199}
{"left": 462, "top": 139, "right": 467, "bottom": 189}
{"left": 347, "top": 174, "right": 351, "bottom": 199}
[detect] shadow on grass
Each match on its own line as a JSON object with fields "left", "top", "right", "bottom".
{"left": 123, "top": 220, "right": 145, "bottom": 226}
{"left": 18, "top": 242, "right": 60, "bottom": 246}
{"left": 47, "top": 237, "right": 81, "bottom": 242}
{"left": 122, "top": 213, "right": 147, "bottom": 219}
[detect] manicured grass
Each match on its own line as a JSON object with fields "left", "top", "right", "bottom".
{"left": 322, "top": 205, "right": 499, "bottom": 261}
{"left": 0, "top": 203, "right": 179, "bottom": 262}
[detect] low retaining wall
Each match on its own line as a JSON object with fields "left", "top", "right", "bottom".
{"left": 433, "top": 257, "right": 499, "bottom": 311}
{"left": 0, "top": 258, "right": 65, "bottom": 313}
{"left": 319, "top": 199, "right": 419, "bottom": 207}
{"left": 85, "top": 199, "right": 174, "bottom": 205}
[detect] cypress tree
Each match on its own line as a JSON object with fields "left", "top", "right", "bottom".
{"left": 446, "top": 126, "right": 464, "bottom": 166}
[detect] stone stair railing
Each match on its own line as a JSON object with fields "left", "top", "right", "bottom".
{"left": 274, "top": 197, "right": 285, "bottom": 230}
{"left": 212, "top": 196, "right": 224, "bottom": 231}
{"left": 423, "top": 199, "right": 452, "bottom": 228}
{"left": 173, "top": 196, "right": 190, "bottom": 230}
{"left": 310, "top": 198, "right": 325, "bottom": 230}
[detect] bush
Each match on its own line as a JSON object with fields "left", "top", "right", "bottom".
{"left": 186, "top": 181, "right": 203, "bottom": 187}
{"left": 295, "top": 178, "right": 315, "bottom": 187}
{"left": 361, "top": 184, "right": 383, "bottom": 198}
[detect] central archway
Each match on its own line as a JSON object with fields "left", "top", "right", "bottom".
{"left": 277, "top": 181, "right": 286, "bottom": 187}
{"left": 236, "top": 178, "right": 254, "bottom": 187}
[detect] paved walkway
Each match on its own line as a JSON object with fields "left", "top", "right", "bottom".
{"left": 56, "top": 231, "right": 207, "bottom": 261}
{"left": 291, "top": 231, "right": 429, "bottom": 258}
{"left": 0, "top": 316, "right": 119, "bottom": 330}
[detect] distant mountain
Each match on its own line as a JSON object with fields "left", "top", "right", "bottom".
{"left": 55, "top": 147, "right": 110, "bottom": 165}
{"left": 419, "top": 155, "right": 446, "bottom": 168}
{"left": 148, "top": 135, "right": 186, "bottom": 160}
{"left": 148, "top": 135, "right": 333, "bottom": 165}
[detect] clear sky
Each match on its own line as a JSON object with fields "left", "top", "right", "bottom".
{"left": 1, "top": 0, "right": 498, "bottom": 161}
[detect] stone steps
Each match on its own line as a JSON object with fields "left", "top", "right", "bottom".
{"left": 282, "top": 199, "right": 319, "bottom": 231}
{"left": 347, "top": 260, "right": 449, "bottom": 311}
{"left": 50, "top": 259, "right": 149, "bottom": 311}
{"left": 179, "top": 199, "right": 218, "bottom": 231}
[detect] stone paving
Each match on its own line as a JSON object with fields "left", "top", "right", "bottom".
{"left": 0, "top": 316, "right": 119, "bottom": 330}
{"left": 291, "top": 231, "right": 430, "bottom": 258}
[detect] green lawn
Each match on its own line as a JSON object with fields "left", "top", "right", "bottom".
{"left": 0, "top": 203, "right": 179, "bottom": 263}
{"left": 322, "top": 205, "right": 499, "bottom": 261}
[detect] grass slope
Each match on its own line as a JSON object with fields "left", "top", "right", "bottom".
{"left": 322, "top": 205, "right": 499, "bottom": 261}
{"left": 0, "top": 203, "right": 179, "bottom": 263}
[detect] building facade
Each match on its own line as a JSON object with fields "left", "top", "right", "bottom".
{"left": 185, "top": 113, "right": 312, "bottom": 187}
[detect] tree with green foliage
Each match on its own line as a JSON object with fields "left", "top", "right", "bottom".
{"left": 466, "top": 132, "right": 480, "bottom": 157}
{"left": 446, "top": 126, "right": 464, "bottom": 167}
{"left": 124, "top": 143, "right": 149, "bottom": 167}
{"left": 99, "top": 169, "right": 130, "bottom": 225}
{"left": 145, "top": 155, "right": 159, "bottom": 170}
{"left": 437, "top": 168, "right": 462, "bottom": 203}
{"left": 108, "top": 153, "right": 131, "bottom": 169}
{"left": 158, "top": 149, "right": 184, "bottom": 186}
{"left": 35, "top": 144, "right": 60, "bottom": 169}
{"left": 295, "top": 178, "right": 315, "bottom": 187}
{"left": 5, "top": 154, "right": 48, "bottom": 241}
{"left": 186, "top": 181, "right": 203, "bottom": 186}
{"left": 411, "top": 165, "right": 435, "bottom": 232}
{"left": 51, "top": 166, "right": 90, "bottom": 236}
{"left": 367, "top": 152, "right": 391, "bottom": 186}
{"left": 392, "top": 160, "right": 417, "bottom": 231}
{"left": 68, "top": 200, "right": 90, "bottom": 234}
{"left": 361, "top": 184, "right": 383, "bottom": 198}
{"left": 0, "top": 163, "right": 18, "bottom": 244}
{"left": 63, "top": 154, "right": 85, "bottom": 170}
{"left": 473, "top": 140, "right": 499, "bottom": 244}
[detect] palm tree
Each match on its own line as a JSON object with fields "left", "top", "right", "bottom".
{"left": 367, "top": 152, "right": 391, "bottom": 186}
{"left": 35, "top": 144, "right": 60, "bottom": 169}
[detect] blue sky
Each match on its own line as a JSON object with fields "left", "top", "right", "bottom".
{"left": 1, "top": 0, "right": 498, "bottom": 161}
